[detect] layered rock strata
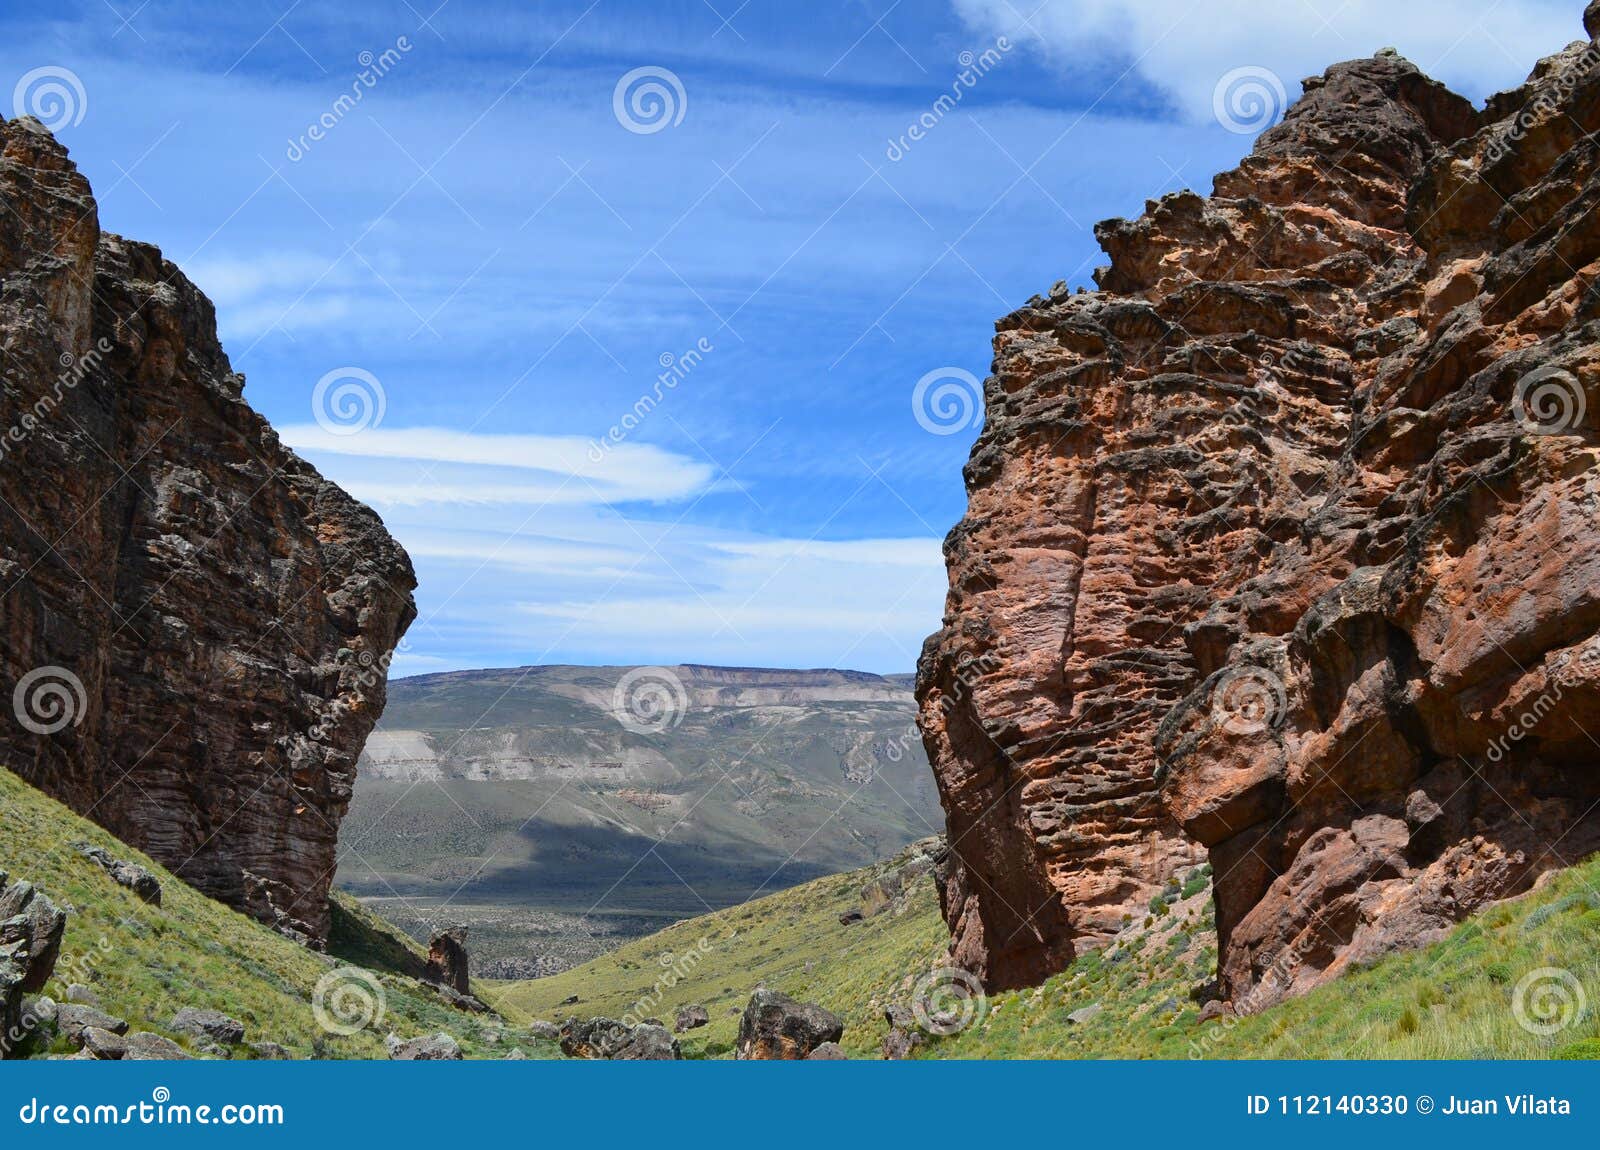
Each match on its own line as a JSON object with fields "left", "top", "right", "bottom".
{"left": 919, "top": 10, "right": 1600, "bottom": 1004}
{"left": 0, "top": 116, "right": 415, "bottom": 943}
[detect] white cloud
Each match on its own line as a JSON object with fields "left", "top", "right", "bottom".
{"left": 281, "top": 425, "right": 717, "bottom": 505}
{"left": 953, "top": 0, "right": 1577, "bottom": 121}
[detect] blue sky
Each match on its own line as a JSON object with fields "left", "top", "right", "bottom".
{"left": 0, "top": 0, "right": 1581, "bottom": 675}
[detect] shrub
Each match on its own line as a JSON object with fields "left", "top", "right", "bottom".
{"left": 1553, "top": 1038, "right": 1600, "bottom": 1060}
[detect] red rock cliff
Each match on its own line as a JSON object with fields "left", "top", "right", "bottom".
{"left": 919, "top": 10, "right": 1600, "bottom": 1002}
{"left": 0, "top": 117, "right": 416, "bottom": 944}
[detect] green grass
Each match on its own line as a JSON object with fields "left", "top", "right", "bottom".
{"left": 9, "top": 759, "right": 1599, "bottom": 1060}
{"left": 499, "top": 844, "right": 1600, "bottom": 1060}
{"left": 1, "top": 767, "right": 538, "bottom": 1059}
{"left": 492, "top": 846, "right": 951, "bottom": 1059}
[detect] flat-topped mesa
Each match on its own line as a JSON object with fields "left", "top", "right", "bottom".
{"left": 0, "top": 116, "right": 415, "bottom": 944}
{"left": 919, "top": 10, "right": 1600, "bottom": 999}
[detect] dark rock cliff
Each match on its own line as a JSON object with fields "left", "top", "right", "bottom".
{"left": 919, "top": 8, "right": 1600, "bottom": 1003}
{"left": 0, "top": 116, "right": 416, "bottom": 944}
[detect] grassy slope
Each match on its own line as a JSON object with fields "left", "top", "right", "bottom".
{"left": 499, "top": 845, "right": 1600, "bottom": 1060}
{"left": 0, "top": 767, "right": 535, "bottom": 1059}
{"left": 492, "top": 850, "right": 951, "bottom": 1059}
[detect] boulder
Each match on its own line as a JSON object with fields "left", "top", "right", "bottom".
{"left": 247, "top": 1042, "right": 292, "bottom": 1060}
{"left": 1066, "top": 1003, "right": 1103, "bottom": 1025}
{"left": 735, "top": 990, "right": 844, "bottom": 1060}
{"left": 386, "top": 1032, "right": 463, "bottom": 1061}
{"left": 806, "top": 1042, "right": 848, "bottom": 1060}
{"left": 527, "top": 1020, "right": 560, "bottom": 1042}
{"left": 169, "top": 1007, "right": 246, "bottom": 1046}
{"left": 66, "top": 984, "right": 100, "bottom": 1006}
{"left": 673, "top": 1004, "right": 709, "bottom": 1033}
{"left": 0, "top": 873, "right": 67, "bottom": 995}
{"left": 881, "top": 1027, "right": 922, "bottom": 1060}
{"left": 75, "top": 845, "right": 162, "bottom": 906}
{"left": 424, "top": 926, "right": 471, "bottom": 995}
{"left": 58, "top": 1004, "right": 129, "bottom": 1045}
{"left": 123, "top": 1032, "right": 192, "bottom": 1060}
{"left": 558, "top": 1017, "right": 680, "bottom": 1060}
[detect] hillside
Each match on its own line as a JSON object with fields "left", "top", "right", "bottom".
{"left": 338, "top": 665, "right": 940, "bottom": 975}
{"left": 0, "top": 767, "right": 534, "bottom": 1060}
{"left": 498, "top": 838, "right": 1600, "bottom": 1060}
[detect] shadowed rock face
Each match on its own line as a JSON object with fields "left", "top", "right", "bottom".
{"left": 0, "top": 116, "right": 415, "bottom": 944}
{"left": 919, "top": 11, "right": 1600, "bottom": 1002}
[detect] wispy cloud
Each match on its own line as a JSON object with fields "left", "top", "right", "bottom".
{"left": 282, "top": 426, "right": 716, "bottom": 504}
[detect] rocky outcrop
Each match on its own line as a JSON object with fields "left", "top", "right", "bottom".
{"left": 735, "top": 990, "right": 843, "bottom": 1060}
{"left": 76, "top": 845, "right": 161, "bottom": 906}
{"left": 424, "top": 926, "right": 470, "bottom": 995}
{"left": 919, "top": 8, "right": 1600, "bottom": 1004}
{"left": 0, "top": 116, "right": 415, "bottom": 943}
{"left": 0, "top": 870, "right": 67, "bottom": 1058}
{"left": 558, "top": 1016, "right": 681, "bottom": 1060}
{"left": 386, "top": 1032, "right": 463, "bottom": 1061}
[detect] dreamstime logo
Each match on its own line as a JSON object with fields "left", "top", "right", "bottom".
{"left": 885, "top": 36, "right": 1012, "bottom": 161}
{"left": 312, "top": 967, "right": 387, "bottom": 1036}
{"left": 912, "top": 367, "right": 983, "bottom": 436}
{"left": 1211, "top": 666, "right": 1286, "bottom": 735}
{"left": 12, "top": 66, "right": 87, "bottom": 131}
{"left": 12, "top": 666, "right": 87, "bottom": 735}
{"left": 911, "top": 967, "right": 987, "bottom": 1036}
{"left": 1511, "top": 966, "right": 1586, "bottom": 1036}
{"left": 312, "top": 367, "right": 386, "bottom": 436}
{"left": 611, "top": 666, "right": 689, "bottom": 734}
{"left": 589, "top": 337, "right": 714, "bottom": 462}
{"left": 1212, "top": 66, "right": 1286, "bottom": 135}
{"left": 612, "top": 66, "right": 687, "bottom": 134}
{"left": 1512, "top": 366, "right": 1586, "bottom": 435}
{"left": 285, "top": 35, "right": 413, "bottom": 162}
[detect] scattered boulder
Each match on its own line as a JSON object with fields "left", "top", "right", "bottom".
{"left": 558, "top": 1017, "right": 680, "bottom": 1060}
{"left": 75, "top": 845, "right": 162, "bottom": 906}
{"left": 386, "top": 1032, "right": 463, "bottom": 1061}
{"left": 65, "top": 984, "right": 100, "bottom": 1007}
{"left": 1, "top": 872, "right": 68, "bottom": 1011}
{"left": 838, "top": 909, "right": 864, "bottom": 925}
{"left": 881, "top": 1003, "right": 922, "bottom": 1060}
{"left": 424, "top": 925, "right": 471, "bottom": 995}
{"left": 882, "top": 1026, "right": 922, "bottom": 1060}
{"left": 674, "top": 1004, "right": 709, "bottom": 1033}
{"left": 123, "top": 1032, "right": 192, "bottom": 1061}
{"left": 527, "top": 1020, "right": 560, "bottom": 1042}
{"left": 736, "top": 990, "right": 844, "bottom": 1060}
{"left": 806, "top": 1042, "right": 848, "bottom": 1060}
{"left": 80, "top": 1026, "right": 128, "bottom": 1059}
{"left": 504, "top": 1048, "right": 528, "bottom": 1060}
{"left": 57, "top": 1004, "right": 129, "bottom": 1046}
{"left": 169, "top": 1007, "right": 246, "bottom": 1046}
{"left": 1066, "top": 1003, "right": 1103, "bottom": 1025}
{"left": 1198, "top": 1000, "right": 1233, "bottom": 1024}
{"left": 247, "top": 1042, "right": 292, "bottom": 1061}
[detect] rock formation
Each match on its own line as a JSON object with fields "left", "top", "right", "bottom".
{"left": 0, "top": 116, "right": 415, "bottom": 943}
{"left": 0, "top": 870, "right": 67, "bottom": 1057}
{"left": 424, "top": 926, "right": 471, "bottom": 995}
{"left": 735, "top": 989, "right": 844, "bottom": 1059}
{"left": 919, "top": 8, "right": 1600, "bottom": 1005}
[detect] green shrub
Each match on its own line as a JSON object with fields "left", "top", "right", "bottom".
{"left": 1553, "top": 1038, "right": 1600, "bottom": 1060}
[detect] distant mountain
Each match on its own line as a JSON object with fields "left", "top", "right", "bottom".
{"left": 336, "top": 665, "right": 939, "bottom": 976}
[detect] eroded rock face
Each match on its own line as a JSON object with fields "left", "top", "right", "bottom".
{"left": 919, "top": 12, "right": 1600, "bottom": 1003}
{"left": 0, "top": 116, "right": 415, "bottom": 944}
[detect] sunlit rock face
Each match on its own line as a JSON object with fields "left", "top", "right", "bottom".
{"left": 0, "top": 116, "right": 415, "bottom": 944}
{"left": 919, "top": 13, "right": 1600, "bottom": 1004}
